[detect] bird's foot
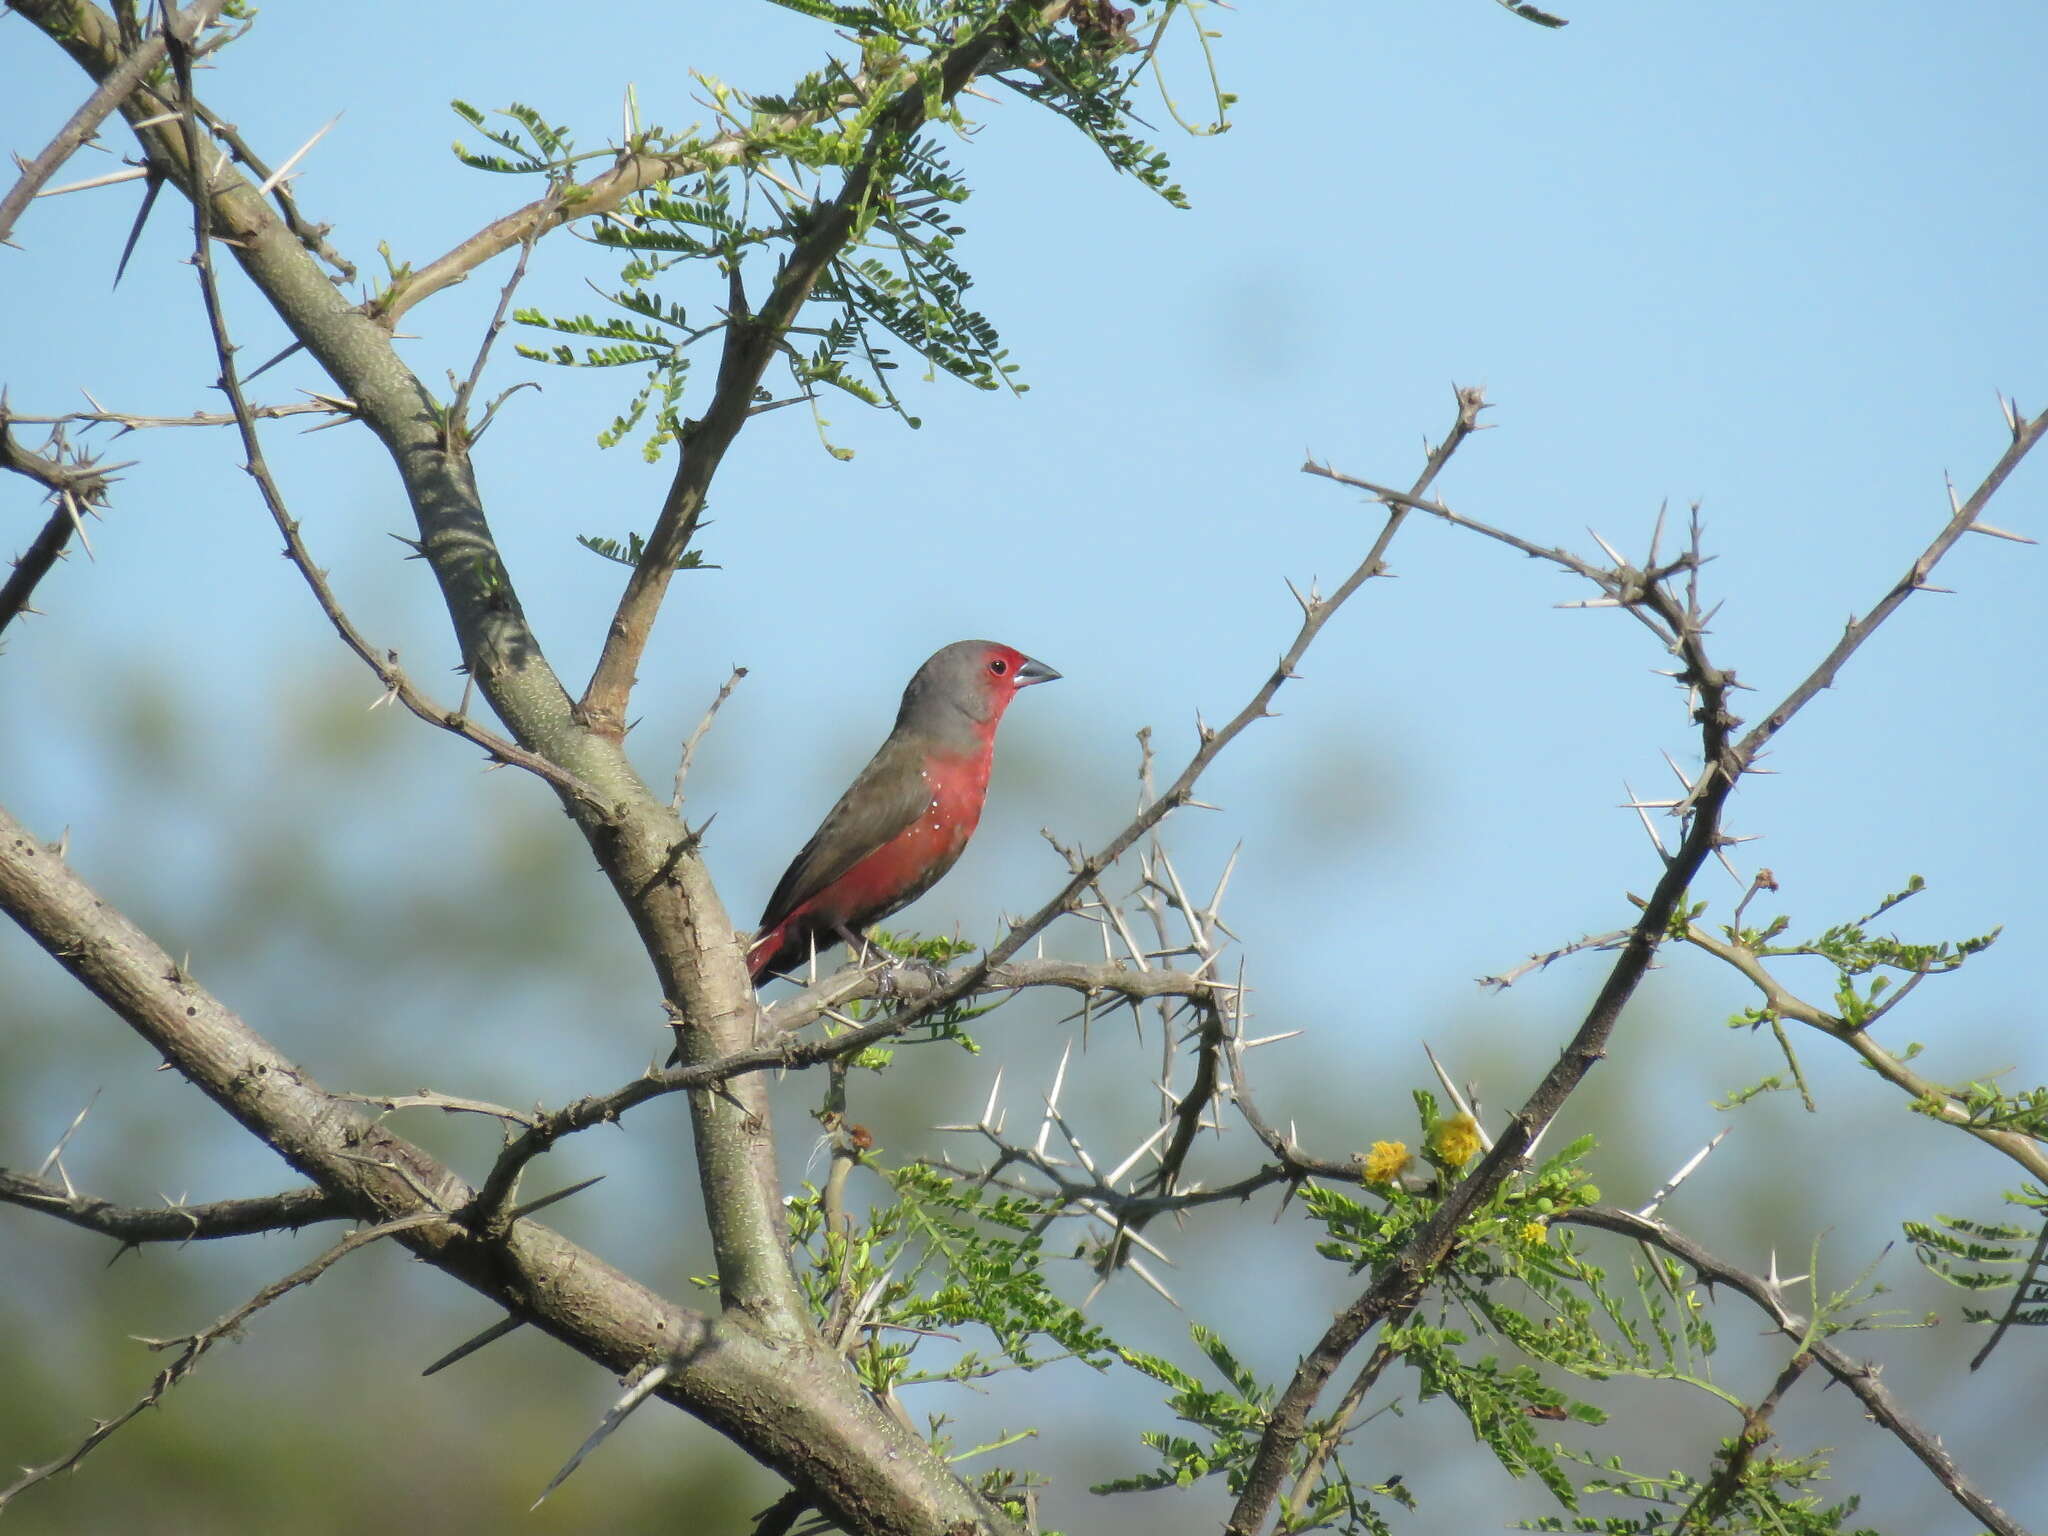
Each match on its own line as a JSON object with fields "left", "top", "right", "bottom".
{"left": 878, "top": 955, "right": 953, "bottom": 1000}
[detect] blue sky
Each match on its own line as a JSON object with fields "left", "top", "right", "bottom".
{"left": 4, "top": 2, "right": 2046, "bottom": 1531}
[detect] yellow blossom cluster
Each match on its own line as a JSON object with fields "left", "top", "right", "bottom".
{"left": 1361, "top": 1140, "right": 1412, "bottom": 1185}
{"left": 1426, "top": 1112, "right": 1483, "bottom": 1168}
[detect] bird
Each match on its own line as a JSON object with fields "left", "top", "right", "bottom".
{"left": 745, "top": 639, "right": 1060, "bottom": 985}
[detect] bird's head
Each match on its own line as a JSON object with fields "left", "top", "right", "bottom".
{"left": 899, "top": 639, "right": 1061, "bottom": 738}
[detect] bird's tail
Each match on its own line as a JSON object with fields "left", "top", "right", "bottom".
{"left": 744, "top": 922, "right": 784, "bottom": 983}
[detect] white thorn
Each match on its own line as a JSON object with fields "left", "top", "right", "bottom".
{"left": 35, "top": 165, "right": 150, "bottom": 197}
{"left": 255, "top": 112, "right": 342, "bottom": 198}
{"left": 1123, "top": 1255, "right": 1180, "bottom": 1307}
{"left": 531, "top": 1362, "right": 671, "bottom": 1508}
{"left": 1966, "top": 521, "right": 2036, "bottom": 545}
{"left": 1104, "top": 1118, "right": 1179, "bottom": 1189}
{"left": 1636, "top": 1127, "right": 1730, "bottom": 1217}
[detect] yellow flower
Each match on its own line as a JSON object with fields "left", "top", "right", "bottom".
{"left": 1427, "top": 1112, "right": 1484, "bottom": 1168}
{"left": 1362, "top": 1140, "right": 1412, "bottom": 1185}
{"left": 1520, "top": 1220, "right": 1550, "bottom": 1246}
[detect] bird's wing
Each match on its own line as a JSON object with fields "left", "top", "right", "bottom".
{"left": 758, "top": 734, "right": 932, "bottom": 928}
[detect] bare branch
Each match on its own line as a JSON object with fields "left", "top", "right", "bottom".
{"left": 1560, "top": 1205, "right": 2026, "bottom": 1536}
{"left": 1734, "top": 405, "right": 2047, "bottom": 762}
{"left": 0, "top": 1168, "right": 347, "bottom": 1242}
{"left": 0, "top": 414, "right": 126, "bottom": 635}
{"left": 672, "top": 664, "right": 749, "bottom": 810}
{"left": 163, "top": 69, "right": 613, "bottom": 816}
{"left": 0, "top": 1212, "right": 443, "bottom": 1513}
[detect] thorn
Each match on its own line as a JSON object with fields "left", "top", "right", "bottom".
{"left": 505, "top": 1174, "right": 606, "bottom": 1222}
{"left": 254, "top": 113, "right": 341, "bottom": 198}
{"left": 1586, "top": 527, "right": 1626, "bottom": 567}
{"left": 1122, "top": 1254, "right": 1180, "bottom": 1307}
{"left": 1104, "top": 1118, "right": 1178, "bottom": 1188}
{"left": 38, "top": 1090, "right": 101, "bottom": 1178}
{"left": 1637, "top": 1128, "right": 1730, "bottom": 1218}
{"left": 421, "top": 1315, "right": 525, "bottom": 1376}
{"left": 35, "top": 165, "right": 151, "bottom": 198}
{"left": 1035, "top": 1041, "right": 1074, "bottom": 1157}
{"left": 532, "top": 1362, "right": 672, "bottom": 1506}
{"left": 1966, "top": 521, "right": 2036, "bottom": 545}
{"left": 59, "top": 491, "right": 95, "bottom": 560}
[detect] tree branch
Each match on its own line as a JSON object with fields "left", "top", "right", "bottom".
{"left": 0, "top": 801, "right": 1021, "bottom": 1536}
{"left": 1673, "top": 918, "right": 2048, "bottom": 1185}
{"left": 0, "top": 1169, "right": 347, "bottom": 1242}
{"left": 0, "top": 414, "right": 125, "bottom": 636}
{"left": 0, "top": 1212, "right": 444, "bottom": 1513}
{"left": 0, "top": 0, "right": 226, "bottom": 248}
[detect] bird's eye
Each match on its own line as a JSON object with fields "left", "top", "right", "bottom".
{"left": 989, "top": 657, "right": 1008, "bottom": 676}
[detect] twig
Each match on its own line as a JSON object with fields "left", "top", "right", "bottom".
{"left": 0, "top": 1212, "right": 442, "bottom": 1513}
{"left": 0, "top": 1169, "right": 347, "bottom": 1242}
{"left": 1677, "top": 1348, "right": 1812, "bottom": 1531}
{"left": 672, "top": 665, "right": 748, "bottom": 810}
{"left": 333, "top": 1090, "right": 539, "bottom": 1126}
{"left": 162, "top": 47, "right": 613, "bottom": 818}
{"left": 3, "top": 396, "right": 354, "bottom": 434}
{"left": 1281, "top": 1328, "right": 1410, "bottom": 1526}
{"left": 447, "top": 192, "right": 551, "bottom": 436}
{"left": 1478, "top": 928, "right": 1631, "bottom": 990}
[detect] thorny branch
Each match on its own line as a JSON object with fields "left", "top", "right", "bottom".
{"left": 161, "top": 41, "right": 612, "bottom": 817}
{"left": 0, "top": 0, "right": 227, "bottom": 248}
{"left": 1560, "top": 1204, "right": 2025, "bottom": 1536}
{"left": 466, "top": 956, "right": 1241, "bottom": 1228}
{"left": 1221, "top": 400, "right": 2048, "bottom": 1536}
{"left": 0, "top": 1213, "right": 444, "bottom": 1513}
{"left": 1, "top": 396, "right": 354, "bottom": 434}
{"left": 0, "top": 414, "right": 127, "bottom": 636}
{"left": 673, "top": 388, "right": 1493, "bottom": 1104}
{"left": 0, "top": 1168, "right": 347, "bottom": 1243}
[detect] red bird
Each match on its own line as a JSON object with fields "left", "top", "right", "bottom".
{"left": 747, "top": 639, "right": 1060, "bottom": 983}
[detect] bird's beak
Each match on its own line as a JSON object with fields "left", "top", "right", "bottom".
{"left": 1015, "top": 656, "right": 1061, "bottom": 688}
